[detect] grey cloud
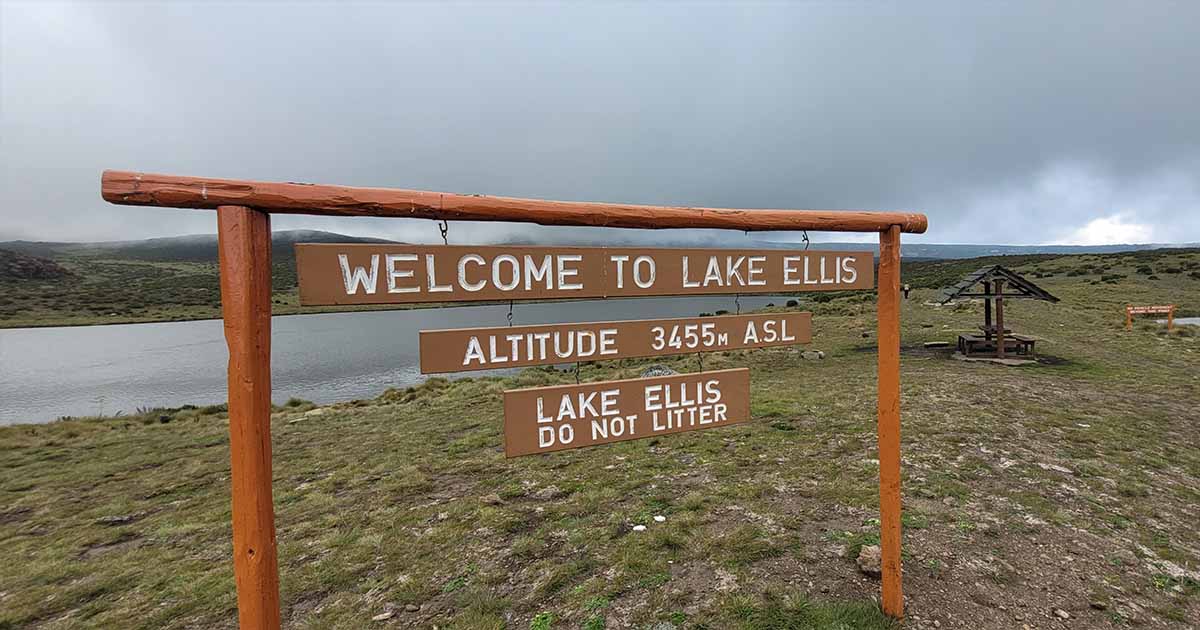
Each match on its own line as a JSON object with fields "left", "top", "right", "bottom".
{"left": 1, "top": 1, "right": 1198, "bottom": 245}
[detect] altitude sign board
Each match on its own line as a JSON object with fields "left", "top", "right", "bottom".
{"left": 503, "top": 368, "right": 751, "bottom": 457}
{"left": 295, "top": 245, "right": 873, "bottom": 305}
{"left": 420, "top": 312, "right": 811, "bottom": 373}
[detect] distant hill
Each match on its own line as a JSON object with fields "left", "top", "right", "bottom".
{"left": 0, "top": 248, "right": 73, "bottom": 280}
{"left": 4, "top": 230, "right": 1195, "bottom": 262}
{"left": 2, "top": 229, "right": 1197, "bottom": 328}
{"left": 498, "top": 234, "right": 1199, "bottom": 259}
{"left": 0, "top": 230, "right": 397, "bottom": 263}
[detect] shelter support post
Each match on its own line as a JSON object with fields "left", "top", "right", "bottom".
{"left": 1168, "top": 306, "right": 1175, "bottom": 332}
{"left": 1126, "top": 306, "right": 1133, "bottom": 331}
{"left": 994, "top": 280, "right": 1005, "bottom": 358}
{"left": 217, "top": 206, "right": 282, "bottom": 630}
{"left": 983, "top": 281, "right": 993, "bottom": 339}
{"left": 877, "top": 225, "right": 904, "bottom": 618}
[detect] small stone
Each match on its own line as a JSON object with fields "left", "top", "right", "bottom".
{"left": 533, "top": 485, "right": 565, "bottom": 500}
{"left": 96, "top": 514, "right": 136, "bottom": 526}
{"left": 641, "top": 364, "right": 678, "bottom": 378}
{"left": 372, "top": 611, "right": 394, "bottom": 621}
{"left": 405, "top": 604, "right": 420, "bottom": 612}
{"left": 1053, "top": 608, "right": 1070, "bottom": 620}
{"left": 481, "top": 493, "right": 503, "bottom": 505}
{"left": 653, "top": 515, "right": 666, "bottom": 523}
{"left": 1089, "top": 600, "right": 1108, "bottom": 611}
{"left": 942, "top": 497, "right": 956, "bottom": 506}
{"left": 650, "top": 623, "right": 677, "bottom": 630}
{"left": 436, "top": 512, "right": 449, "bottom": 521}
{"left": 632, "top": 524, "right": 647, "bottom": 532}
{"left": 303, "top": 408, "right": 327, "bottom": 417}
{"left": 856, "top": 545, "right": 882, "bottom": 578}
{"left": 801, "top": 350, "right": 825, "bottom": 360}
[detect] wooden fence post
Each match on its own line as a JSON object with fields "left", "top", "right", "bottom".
{"left": 877, "top": 225, "right": 904, "bottom": 618}
{"left": 217, "top": 205, "right": 282, "bottom": 629}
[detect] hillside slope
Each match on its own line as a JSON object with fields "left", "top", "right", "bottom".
{"left": 2, "top": 268, "right": 1197, "bottom": 628}
{"left": 1, "top": 238, "right": 1197, "bottom": 328}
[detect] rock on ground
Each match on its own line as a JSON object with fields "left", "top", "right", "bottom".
{"left": 856, "top": 544, "right": 882, "bottom": 577}
{"left": 641, "top": 364, "right": 678, "bottom": 378}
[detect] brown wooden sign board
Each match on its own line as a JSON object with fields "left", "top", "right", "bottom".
{"left": 419, "top": 312, "right": 811, "bottom": 373}
{"left": 1126, "top": 305, "right": 1174, "bottom": 314}
{"left": 295, "top": 245, "right": 873, "bottom": 305}
{"left": 1126, "top": 304, "right": 1176, "bottom": 331}
{"left": 503, "top": 368, "right": 750, "bottom": 457}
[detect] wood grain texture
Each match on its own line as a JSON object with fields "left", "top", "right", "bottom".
{"left": 102, "top": 170, "right": 928, "bottom": 233}
{"left": 217, "top": 206, "right": 281, "bottom": 630}
{"left": 296, "top": 245, "right": 874, "bottom": 305}
{"left": 876, "top": 225, "right": 904, "bottom": 619}
{"left": 503, "top": 368, "right": 750, "bottom": 457}
{"left": 419, "top": 312, "right": 811, "bottom": 373}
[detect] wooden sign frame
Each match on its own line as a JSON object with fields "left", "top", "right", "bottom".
{"left": 1126, "top": 304, "right": 1175, "bottom": 331}
{"left": 101, "top": 169, "right": 927, "bottom": 625}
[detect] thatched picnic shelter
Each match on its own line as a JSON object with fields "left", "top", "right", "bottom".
{"left": 940, "top": 265, "right": 1059, "bottom": 358}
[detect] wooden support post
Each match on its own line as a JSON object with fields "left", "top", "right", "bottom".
{"left": 1168, "top": 306, "right": 1175, "bottom": 332}
{"left": 217, "top": 206, "right": 281, "bottom": 630}
{"left": 1126, "top": 306, "right": 1133, "bottom": 331}
{"left": 876, "top": 225, "right": 904, "bottom": 619}
{"left": 994, "top": 280, "right": 1005, "bottom": 358}
{"left": 983, "top": 281, "right": 992, "bottom": 339}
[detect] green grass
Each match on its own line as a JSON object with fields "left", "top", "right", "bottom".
{"left": 718, "top": 591, "right": 897, "bottom": 630}
{"left": 1, "top": 247, "right": 1199, "bottom": 627}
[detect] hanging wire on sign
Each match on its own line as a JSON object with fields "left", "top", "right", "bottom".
{"left": 439, "top": 219, "right": 449, "bottom": 245}
{"left": 574, "top": 362, "right": 581, "bottom": 384}
{"left": 697, "top": 352, "right": 704, "bottom": 372}
{"left": 735, "top": 293, "right": 741, "bottom": 315}
{"left": 507, "top": 300, "right": 514, "bottom": 327}
{"left": 802, "top": 229, "right": 810, "bottom": 250}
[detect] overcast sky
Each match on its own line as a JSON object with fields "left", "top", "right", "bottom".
{"left": 2, "top": 1, "right": 1198, "bottom": 246}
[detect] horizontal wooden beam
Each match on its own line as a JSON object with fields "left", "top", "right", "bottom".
{"left": 101, "top": 170, "right": 927, "bottom": 234}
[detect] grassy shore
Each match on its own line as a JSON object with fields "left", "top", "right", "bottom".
{"left": 1, "top": 251, "right": 1199, "bottom": 629}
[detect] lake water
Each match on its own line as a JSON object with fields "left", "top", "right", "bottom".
{"left": 0, "top": 295, "right": 787, "bottom": 425}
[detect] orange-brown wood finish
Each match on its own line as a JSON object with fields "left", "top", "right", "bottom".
{"left": 102, "top": 170, "right": 928, "bottom": 234}
{"left": 218, "top": 206, "right": 282, "bottom": 630}
{"left": 1126, "top": 304, "right": 1176, "bottom": 331}
{"left": 876, "top": 225, "right": 904, "bottom": 618}
{"left": 103, "top": 170, "right": 922, "bottom": 623}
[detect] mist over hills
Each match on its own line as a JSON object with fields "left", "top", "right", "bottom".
{"left": 0, "top": 230, "right": 394, "bottom": 263}
{"left": 2, "top": 230, "right": 1195, "bottom": 262}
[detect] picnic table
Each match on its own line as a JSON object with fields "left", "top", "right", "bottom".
{"left": 958, "top": 332, "right": 1037, "bottom": 357}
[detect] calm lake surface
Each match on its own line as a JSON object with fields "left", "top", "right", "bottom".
{"left": 0, "top": 296, "right": 787, "bottom": 425}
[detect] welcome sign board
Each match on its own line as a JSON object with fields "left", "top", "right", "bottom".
{"left": 419, "top": 312, "right": 811, "bottom": 373}
{"left": 295, "top": 245, "right": 873, "bottom": 304}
